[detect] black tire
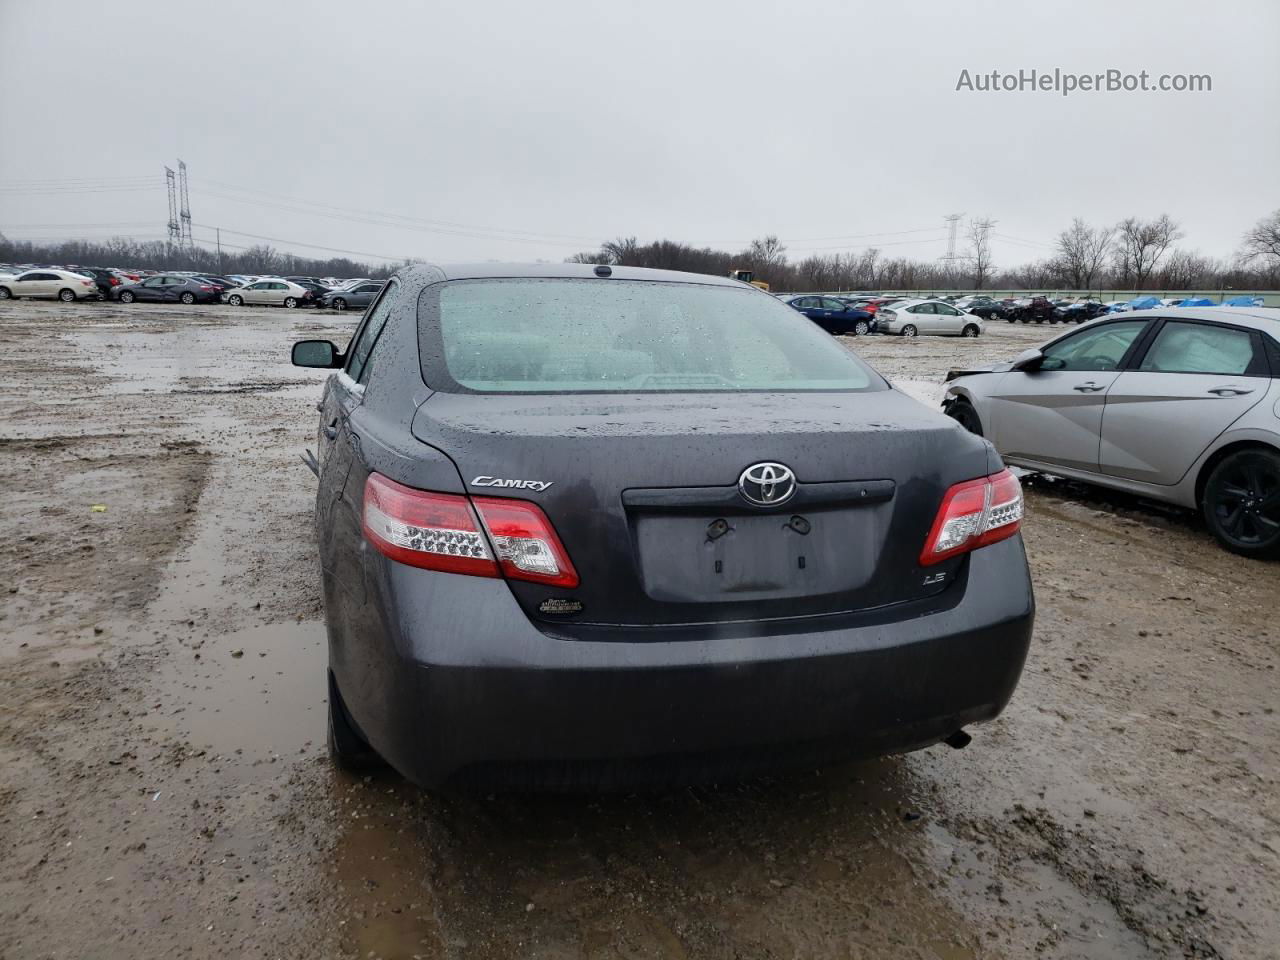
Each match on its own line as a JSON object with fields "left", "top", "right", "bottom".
{"left": 58, "top": 288, "right": 76, "bottom": 302}
{"left": 180, "top": 291, "right": 195, "bottom": 304}
{"left": 228, "top": 294, "right": 244, "bottom": 306}
{"left": 332, "top": 297, "right": 348, "bottom": 311}
{"left": 119, "top": 291, "right": 135, "bottom": 304}
{"left": 1201, "top": 448, "right": 1280, "bottom": 558}
{"left": 946, "top": 398, "right": 984, "bottom": 437}
{"left": 284, "top": 296, "right": 298, "bottom": 308}
{"left": 962, "top": 324, "right": 980, "bottom": 337}
{"left": 0, "top": 286, "right": 12, "bottom": 300}
{"left": 854, "top": 319, "right": 870, "bottom": 336}
{"left": 327, "top": 671, "right": 385, "bottom": 772}
{"left": 901, "top": 324, "right": 918, "bottom": 337}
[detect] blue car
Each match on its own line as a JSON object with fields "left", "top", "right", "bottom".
{"left": 783, "top": 295, "right": 875, "bottom": 336}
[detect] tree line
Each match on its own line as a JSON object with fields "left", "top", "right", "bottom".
{"left": 0, "top": 234, "right": 397, "bottom": 280}
{"left": 4, "top": 209, "right": 1280, "bottom": 292}
{"left": 568, "top": 211, "right": 1280, "bottom": 292}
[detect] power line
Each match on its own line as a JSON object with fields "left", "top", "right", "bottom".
{"left": 192, "top": 224, "right": 409, "bottom": 261}
{"left": 196, "top": 177, "right": 605, "bottom": 245}
{"left": 993, "top": 231, "right": 1056, "bottom": 250}
{"left": 0, "top": 184, "right": 162, "bottom": 195}
{"left": 0, "top": 174, "right": 156, "bottom": 185}
{"left": 788, "top": 235, "right": 947, "bottom": 253}
{"left": 1, "top": 221, "right": 159, "bottom": 229}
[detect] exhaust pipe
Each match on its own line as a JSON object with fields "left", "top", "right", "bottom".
{"left": 943, "top": 729, "right": 972, "bottom": 750}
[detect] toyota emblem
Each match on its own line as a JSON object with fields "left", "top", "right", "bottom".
{"left": 738, "top": 462, "right": 797, "bottom": 506}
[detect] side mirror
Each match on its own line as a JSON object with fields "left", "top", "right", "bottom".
{"left": 1011, "top": 348, "right": 1045, "bottom": 372}
{"left": 292, "top": 339, "right": 342, "bottom": 368}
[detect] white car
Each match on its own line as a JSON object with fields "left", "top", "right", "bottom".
{"left": 0, "top": 269, "right": 100, "bottom": 302}
{"left": 876, "top": 298, "right": 985, "bottom": 337}
{"left": 222, "top": 278, "right": 311, "bottom": 308}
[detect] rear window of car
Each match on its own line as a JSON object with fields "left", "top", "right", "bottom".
{"left": 419, "top": 278, "right": 886, "bottom": 394}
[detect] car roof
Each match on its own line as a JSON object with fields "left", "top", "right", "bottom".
{"left": 432, "top": 262, "right": 744, "bottom": 287}
{"left": 1119, "top": 306, "right": 1279, "bottom": 333}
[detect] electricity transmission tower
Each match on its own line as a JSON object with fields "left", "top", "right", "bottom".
{"left": 940, "top": 213, "right": 964, "bottom": 262}
{"left": 165, "top": 167, "right": 180, "bottom": 243}
{"left": 178, "top": 160, "right": 193, "bottom": 249}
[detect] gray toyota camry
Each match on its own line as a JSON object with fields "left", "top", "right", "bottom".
{"left": 292, "top": 263, "right": 1034, "bottom": 788}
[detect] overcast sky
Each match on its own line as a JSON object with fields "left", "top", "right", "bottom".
{"left": 2, "top": 0, "right": 1277, "bottom": 269}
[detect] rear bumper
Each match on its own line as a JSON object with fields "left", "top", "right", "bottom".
{"left": 331, "top": 536, "right": 1034, "bottom": 788}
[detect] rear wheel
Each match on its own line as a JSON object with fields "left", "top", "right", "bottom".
{"left": 0, "top": 287, "right": 12, "bottom": 300}
{"left": 853, "top": 319, "right": 870, "bottom": 336}
{"left": 119, "top": 290, "right": 135, "bottom": 303}
{"left": 228, "top": 294, "right": 244, "bottom": 306}
{"left": 58, "top": 288, "right": 76, "bottom": 302}
{"left": 946, "top": 398, "right": 983, "bottom": 437}
{"left": 328, "top": 671, "right": 385, "bottom": 772}
{"left": 180, "top": 291, "right": 196, "bottom": 304}
{"left": 901, "top": 324, "right": 918, "bottom": 337}
{"left": 284, "top": 296, "right": 299, "bottom": 308}
{"left": 332, "top": 297, "right": 348, "bottom": 311}
{"left": 962, "top": 324, "right": 980, "bottom": 337}
{"left": 1202, "top": 448, "right": 1280, "bottom": 558}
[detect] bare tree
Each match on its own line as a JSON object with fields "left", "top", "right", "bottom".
{"left": 1055, "top": 218, "right": 1113, "bottom": 289}
{"left": 1241, "top": 209, "right": 1280, "bottom": 269}
{"left": 963, "top": 217, "right": 996, "bottom": 289}
{"left": 744, "top": 235, "right": 787, "bottom": 271}
{"left": 1156, "top": 250, "right": 1217, "bottom": 289}
{"left": 1113, "top": 215, "right": 1182, "bottom": 289}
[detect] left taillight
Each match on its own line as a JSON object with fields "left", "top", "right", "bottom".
{"left": 920, "top": 469, "right": 1023, "bottom": 566}
{"left": 362, "top": 473, "right": 578, "bottom": 587}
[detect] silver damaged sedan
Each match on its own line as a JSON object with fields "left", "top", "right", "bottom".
{"left": 942, "top": 307, "right": 1280, "bottom": 558}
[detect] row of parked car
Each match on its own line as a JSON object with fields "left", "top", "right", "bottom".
{"left": 781, "top": 294, "right": 988, "bottom": 337}
{"left": 0, "top": 265, "right": 384, "bottom": 311}
{"left": 780, "top": 290, "right": 1271, "bottom": 337}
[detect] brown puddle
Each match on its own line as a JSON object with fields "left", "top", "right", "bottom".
{"left": 146, "top": 620, "right": 327, "bottom": 764}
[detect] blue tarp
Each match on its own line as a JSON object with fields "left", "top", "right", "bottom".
{"left": 1221, "top": 295, "right": 1265, "bottom": 307}
{"left": 1126, "top": 295, "right": 1161, "bottom": 310}
{"left": 1176, "top": 297, "right": 1216, "bottom": 307}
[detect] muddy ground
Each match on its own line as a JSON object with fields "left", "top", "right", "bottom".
{"left": 0, "top": 299, "right": 1275, "bottom": 960}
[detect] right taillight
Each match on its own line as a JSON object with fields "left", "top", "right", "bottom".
{"left": 361, "top": 473, "right": 578, "bottom": 587}
{"left": 920, "top": 469, "right": 1023, "bottom": 566}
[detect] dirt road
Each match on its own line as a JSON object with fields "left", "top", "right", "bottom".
{"left": 1, "top": 300, "right": 1276, "bottom": 959}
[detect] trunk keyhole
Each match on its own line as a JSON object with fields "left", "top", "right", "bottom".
{"left": 786, "top": 516, "right": 811, "bottom": 535}
{"left": 706, "top": 519, "right": 731, "bottom": 542}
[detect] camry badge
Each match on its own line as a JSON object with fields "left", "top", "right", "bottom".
{"left": 738, "top": 462, "right": 797, "bottom": 507}
{"left": 471, "top": 475, "right": 554, "bottom": 492}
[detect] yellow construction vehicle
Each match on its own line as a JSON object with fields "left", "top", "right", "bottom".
{"left": 729, "top": 269, "right": 770, "bottom": 292}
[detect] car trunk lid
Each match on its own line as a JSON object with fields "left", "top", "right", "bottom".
{"left": 411, "top": 389, "right": 992, "bottom": 628}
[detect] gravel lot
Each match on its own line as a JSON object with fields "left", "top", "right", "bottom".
{"left": 0, "top": 299, "right": 1276, "bottom": 959}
